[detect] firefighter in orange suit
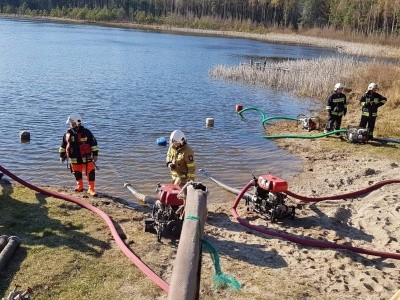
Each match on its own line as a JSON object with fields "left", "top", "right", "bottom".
{"left": 59, "top": 114, "right": 99, "bottom": 196}
{"left": 166, "top": 130, "right": 195, "bottom": 188}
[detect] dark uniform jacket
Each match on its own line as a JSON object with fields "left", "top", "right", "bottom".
{"left": 59, "top": 126, "right": 99, "bottom": 164}
{"left": 360, "top": 92, "right": 387, "bottom": 117}
{"left": 326, "top": 92, "right": 347, "bottom": 116}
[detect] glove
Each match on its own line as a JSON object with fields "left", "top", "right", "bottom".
{"left": 93, "top": 156, "right": 98, "bottom": 163}
{"left": 168, "top": 163, "right": 176, "bottom": 171}
{"left": 60, "top": 156, "right": 67, "bottom": 163}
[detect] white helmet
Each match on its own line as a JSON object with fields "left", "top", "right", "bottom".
{"left": 368, "top": 82, "right": 378, "bottom": 91}
{"left": 66, "top": 113, "right": 82, "bottom": 125}
{"left": 334, "top": 83, "right": 344, "bottom": 91}
{"left": 170, "top": 129, "right": 186, "bottom": 146}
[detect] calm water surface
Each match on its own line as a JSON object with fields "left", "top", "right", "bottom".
{"left": 0, "top": 18, "right": 341, "bottom": 202}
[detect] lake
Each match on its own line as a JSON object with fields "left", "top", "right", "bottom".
{"left": 0, "top": 17, "right": 341, "bottom": 202}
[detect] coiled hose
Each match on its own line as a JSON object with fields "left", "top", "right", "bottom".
{"left": 231, "top": 180, "right": 400, "bottom": 260}
{"left": 238, "top": 106, "right": 346, "bottom": 139}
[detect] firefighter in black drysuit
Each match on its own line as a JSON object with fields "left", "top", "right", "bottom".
{"left": 59, "top": 114, "right": 99, "bottom": 196}
{"left": 324, "top": 83, "right": 347, "bottom": 135}
{"left": 359, "top": 82, "right": 387, "bottom": 140}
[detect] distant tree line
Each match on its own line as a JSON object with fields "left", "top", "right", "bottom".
{"left": 1, "top": 0, "right": 400, "bottom": 36}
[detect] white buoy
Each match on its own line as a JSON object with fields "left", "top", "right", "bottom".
{"left": 206, "top": 118, "right": 214, "bottom": 127}
{"left": 20, "top": 130, "right": 30, "bottom": 142}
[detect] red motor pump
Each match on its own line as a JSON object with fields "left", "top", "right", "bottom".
{"left": 247, "top": 174, "right": 295, "bottom": 222}
{"left": 144, "top": 183, "right": 184, "bottom": 242}
{"left": 297, "top": 114, "right": 320, "bottom": 132}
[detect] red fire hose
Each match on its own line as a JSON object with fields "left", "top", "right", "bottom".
{"left": 231, "top": 180, "right": 400, "bottom": 260}
{"left": 286, "top": 179, "right": 400, "bottom": 202}
{"left": 0, "top": 165, "right": 169, "bottom": 293}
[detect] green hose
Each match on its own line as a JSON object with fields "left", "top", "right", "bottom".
{"left": 238, "top": 106, "right": 300, "bottom": 128}
{"left": 262, "top": 116, "right": 299, "bottom": 127}
{"left": 185, "top": 215, "right": 241, "bottom": 291}
{"left": 238, "top": 106, "right": 267, "bottom": 121}
{"left": 202, "top": 239, "right": 241, "bottom": 291}
{"left": 262, "top": 129, "right": 347, "bottom": 139}
{"left": 238, "top": 106, "right": 348, "bottom": 140}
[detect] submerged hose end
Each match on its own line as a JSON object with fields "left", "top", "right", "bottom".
{"left": 123, "top": 182, "right": 131, "bottom": 187}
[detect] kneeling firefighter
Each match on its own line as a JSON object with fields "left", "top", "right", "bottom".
{"left": 166, "top": 129, "right": 195, "bottom": 188}
{"left": 59, "top": 114, "right": 99, "bottom": 196}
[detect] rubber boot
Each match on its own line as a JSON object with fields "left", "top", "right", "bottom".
{"left": 75, "top": 179, "right": 84, "bottom": 192}
{"left": 88, "top": 181, "right": 97, "bottom": 197}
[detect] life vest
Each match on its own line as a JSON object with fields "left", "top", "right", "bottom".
{"left": 66, "top": 130, "right": 92, "bottom": 158}
{"left": 77, "top": 131, "right": 92, "bottom": 158}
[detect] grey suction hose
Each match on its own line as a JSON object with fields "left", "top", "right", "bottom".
{"left": 374, "top": 137, "right": 400, "bottom": 144}
{"left": 123, "top": 182, "right": 156, "bottom": 204}
{"left": 0, "top": 235, "right": 9, "bottom": 252}
{"left": 199, "top": 169, "right": 253, "bottom": 202}
{"left": 0, "top": 236, "right": 22, "bottom": 273}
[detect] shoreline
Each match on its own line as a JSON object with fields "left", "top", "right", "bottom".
{"left": 3, "top": 14, "right": 400, "bottom": 59}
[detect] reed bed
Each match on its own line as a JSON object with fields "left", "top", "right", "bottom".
{"left": 209, "top": 57, "right": 363, "bottom": 99}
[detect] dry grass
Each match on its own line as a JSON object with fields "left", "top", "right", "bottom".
{"left": 210, "top": 57, "right": 361, "bottom": 99}
{"left": 343, "top": 63, "right": 400, "bottom": 139}
{"left": 302, "top": 27, "right": 400, "bottom": 48}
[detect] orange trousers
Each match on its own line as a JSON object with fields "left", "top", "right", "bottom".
{"left": 71, "top": 162, "right": 95, "bottom": 191}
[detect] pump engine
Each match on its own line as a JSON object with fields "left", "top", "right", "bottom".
{"left": 144, "top": 183, "right": 184, "bottom": 242}
{"left": 247, "top": 174, "right": 295, "bottom": 222}
{"left": 346, "top": 126, "right": 369, "bottom": 143}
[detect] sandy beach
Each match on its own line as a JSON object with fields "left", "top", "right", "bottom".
{"left": 201, "top": 133, "right": 400, "bottom": 299}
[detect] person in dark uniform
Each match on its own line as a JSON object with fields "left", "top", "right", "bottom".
{"left": 324, "top": 83, "right": 347, "bottom": 135}
{"left": 359, "top": 82, "right": 387, "bottom": 140}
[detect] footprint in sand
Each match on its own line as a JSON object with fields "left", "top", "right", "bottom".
{"left": 358, "top": 274, "right": 385, "bottom": 293}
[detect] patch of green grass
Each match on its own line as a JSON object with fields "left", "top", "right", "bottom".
{"left": 0, "top": 184, "right": 163, "bottom": 299}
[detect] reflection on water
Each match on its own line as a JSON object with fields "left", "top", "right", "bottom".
{"left": 0, "top": 18, "right": 340, "bottom": 203}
